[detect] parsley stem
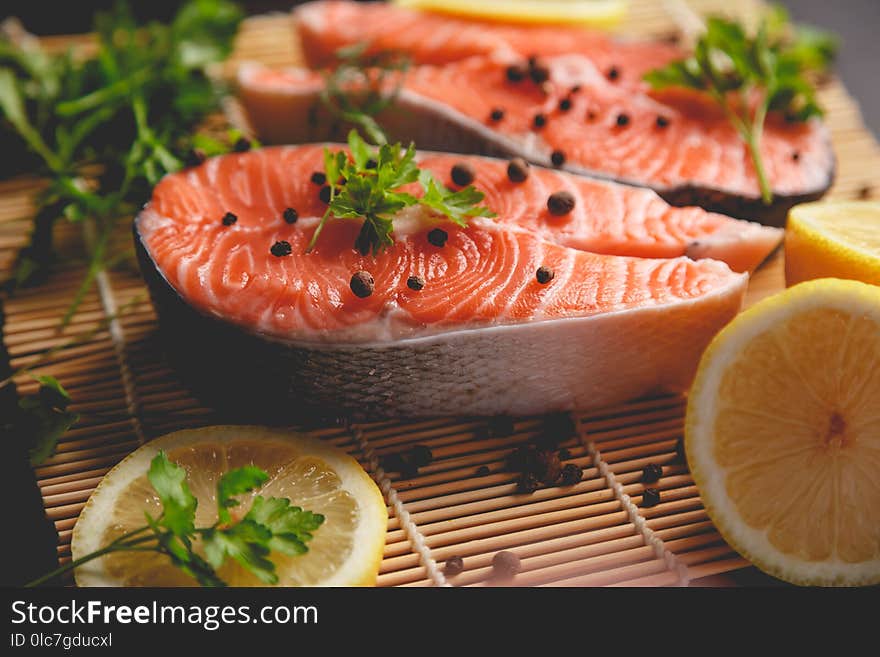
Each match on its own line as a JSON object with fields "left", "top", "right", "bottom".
{"left": 55, "top": 68, "right": 152, "bottom": 117}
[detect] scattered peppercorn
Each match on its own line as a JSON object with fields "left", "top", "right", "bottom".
{"left": 451, "top": 162, "right": 476, "bottom": 186}
{"left": 791, "top": 151, "right": 800, "bottom": 162}
{"left": 365, "top": 158, "right": 377, "bottom": 169}
{"left": 550, "top": 150, "right": 566, "bottom": 167}
{"left": 607, "top": 66, "right": 620, "bottom": 81}
{"left": 558, "top": 97, "right": 572, "bottom": 112}
{"left": 349, "top": 270, "right": 374, "bottom": 298}
{"left": 407, "top": 275, "right": 425, "bottom": 291}
{"left": 570, "top": 84, "right": 582, "bottom": 94}
{"left": 270, "top": 240, "right": 292, "bottom": 257}
{"left": 533, "top": 113, "right": 547, "bottom": 129}
{"left": 506, "top": 64, "right": 527, "bottom": 82}
{"left": 857, "top": 185, "right": 874, "bottom": 200}
{"left": 517, "top": 472, "right": 540, "bottom": 494}
{"left": 547, "top": 190, "right": 575, "bottom": 215}
{"left": 616, "top": 113, "right": 630, "bottom": 127}
{"left": 489, "top": 107, "right": 505, "bottom": 122}
{"left": 527, "top": 55, "right": 538, "bottom": 68}
{"left": 318, "top": 185, "right": 332, "bottom": 204}
{"left": 642, "top": 487, "right": 661, "bottom": 508}
{"left": 428, "top": 228, "right": 448, "bottom": 247}
{"left": 507, "top": 157, "right": 530, "bottom": 183}
{"left": 410, "top": 445, "right": 433, "bottom": 467}
{"left": 558, "top": 448, "right": 572, "bottom": 460}
{"left": 641, "top": 463, "right": 663, "bottom": 483}
{"left": 221, "top": 212, "right": 237, "bottom": 226}
{"left": 656, "top": 115, "right": 670, "bottom": 128}
{"left": 529, "top": 64, "right": 550, "bottom": 85}
{"left": 586, "top": 110, "right": 596, "bottom": 121}
{"left": 476, "top": 465, "right": 491, "bottom": 477}
{"left": 560, "top": 463, "right": 583, "bottom": 486}
{"left": 283, "top": 207, "right": 298, "bottom": 224}
{"left": 536, "top": 265, "right": 555, "bottom": 284}
{"left": 492, "top": 551, "right": 521, "bottom": 578}
{"left": 488, "top": 415, "right": 515, "bottom": 437}
{"left": 444, "top": 556, "right": 465, "bottom": 577}
{"left": 310, "top": 171, "right": 326, "bottom": 185}
{"left": 233, "top": 137, "right": 251, "bottom": 152}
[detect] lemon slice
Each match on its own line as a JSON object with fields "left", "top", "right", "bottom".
{"left": 71, "top": 426, "right": 387, "bottom": 587}
{"left": 785, "top": 201, "right": 880, "bottom": 287}
{"left": 686, "top": 279, "right": 880, "bottom": 586}
{"left": 392, "top": 0, "right": 628, "bottom": 27}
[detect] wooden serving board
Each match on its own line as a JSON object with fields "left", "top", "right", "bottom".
{"left": 2, "top": 0, "right": 879, "bottom": 587}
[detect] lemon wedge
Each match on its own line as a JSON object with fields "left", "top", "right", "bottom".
{"left": 392, "top": 0, "right": 628, "bottom": 27}
{"left": 71, "top": 426, "right": 387, "bottom": 587}
{"left": 686, "top": 279, "right": 880, "bottom": 586}
{"left": 785, "top": 201, "right": 880, "bottom": 286}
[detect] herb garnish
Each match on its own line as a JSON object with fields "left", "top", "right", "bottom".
{"left": 26, "top": 451, "right": 324, "bottom": 587}
{"left": 644, "top": 5, "right": 836, "bottom": 204}
{"left": 307, "top": 130, "right": 495, "bottom": 256}
{"left": 318, "top": 43, "right": 410, "bottom": 146}
{"left": 0, "top": 0, "right": 244, "bottom": 315}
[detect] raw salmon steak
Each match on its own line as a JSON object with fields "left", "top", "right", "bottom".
{"left": 135, "top": 145, "right": 753, "bottom": 419}
{"left": 239, "top": 54, "right": 834, "bottom": 226}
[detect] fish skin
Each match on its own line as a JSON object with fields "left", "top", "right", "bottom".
{"left": 134, "top": 144, "right": 748, "bottom": 419}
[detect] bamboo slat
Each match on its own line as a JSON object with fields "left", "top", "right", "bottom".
{"left": 2, "top": 0, "right": 879, "bottom": 588}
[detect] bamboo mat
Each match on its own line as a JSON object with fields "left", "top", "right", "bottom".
{"left": 3, "top": 0, "right": 879, "bottom": 588}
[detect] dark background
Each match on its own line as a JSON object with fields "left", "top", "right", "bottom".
{"left": 2, "top": 0, "right": 879, "bottom": 136}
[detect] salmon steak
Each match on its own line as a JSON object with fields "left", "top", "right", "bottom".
{"left": 239, "top": 52, "right": 834, "bottom": 226}
{"left": 134, "top": 144, "right": 764, "bottom": 419}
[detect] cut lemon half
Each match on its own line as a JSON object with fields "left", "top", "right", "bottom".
{"left": 785, "top": 201, "right": 880, "bottom": 287}
{"left": 71, "top": 426, "right": 387, "bottom": 587}
{"left": 392, "top": 0, "right": 628, "bottom": 27}
{"left": 686, "top": 279, "right": 880, "bottom": 586}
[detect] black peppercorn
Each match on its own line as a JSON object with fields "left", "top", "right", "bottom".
{"left": 517, "top": 472, "right": 540, "bottom": 494}
{"left": 607, "top": 66, "right": 620, "bottom": 81}
{"left": 234, "top": 137, "right": 251, "bottom": 152}
{"left": 550, "top": 150, "right": 566, "bottom": 167}
{"left": 570, "top": 84, "right": 582, "bottom": 94}
{"left": 318, "top": 185, "right": 332, "bottom": 204}
{"left": 187, "top": 148, "right": 206, "bottom": 167}
{"left": 536, "top": 266, "right": 554, "bottom": 284}
{"left": 616, "top": 113, "right": 630, "bottom": 127}
{"left": 350, "top": 270, "right": 374, "bottom": 298}
{"left": 791, "top": 151, "right": 800, "bottom": 162}
{"left": 547, "top": 190, "right": 575, "bottom": 215}
{"left": 642, "top": 487, "right": 661, "bottom": 508}
{"left": 857, "top": 185, "right": 874, "bottom": 200}
{"left": 410, "top": 445, "right": 433, "bottom": 467}
{"left": 489, "top": 107, "right": 505, "bottom": 122}
{"left": 656, "top": 115, "right": 670, "bottom": 128}
{"left": 507, "top": 158, "right": 530, "bottom": 183}
{"left": 476, "top": 465, "right": 490, "bottom": 476}
{"left": 283, "top": 207, "right": 298, "bottom": 224}
{"left": 365, "top": 158, "right": 377, "bottom": 169}
{"left": 641, "top": 463, "right": 663, "bottom": 483}
{"left": 221, "top": 212, "right": 237, "bottom": 226}
{"left": 558, "top": 97, "right": 572, "bottom": 112}
{"left": 310, "top": 171, "right": 326, "bottom": 185}
{"left": 506, "top": 64, "right": 527, "bottom": 82}
{"left": 407, "top": 275, "right": 425, "bottom": 291}
{"left": 451, "top": 162, "right": 476, "bottom": 186}
{"left": 529, "top": 64, "right": 550, "bottom": 85}
{"left": 492, "top": 551, "right": 521, "bottom": 577}
{"left": 560, "top": 463, "right": 583, "bottom": 486}
{"left": 270, "top": 240, "right": 292, "bottom": 257}
{"left": 444, "top": 556, "right": 465, "bottom": 577}
{"left": 427, "top": 228, "right": 448, "bottom": 247}
{"left": 533, "top": 113, "right": 547, "bottom": 129}
{"left": 586, "top": 110, "right": 597, "bottom": 122}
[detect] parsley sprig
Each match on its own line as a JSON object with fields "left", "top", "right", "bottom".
{"left": 26, "top": 451, "right": 324, "bottom": 587}
{"left": 308, "top": 130, "right": 495, "bottom": 255}
{"left": 644, "top": 5, "right": 836, "bottom": 204}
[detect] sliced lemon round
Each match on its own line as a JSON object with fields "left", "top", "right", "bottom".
{"left": 686, "top": 279, "right": 880, "bottom": 586}
{"left": 785, "top": 201, "right": 880, "bottom": 287}
{"left": 71, "top": 426, "right": 387, "bottom": 587}
{"left": 392, "top": 0, "right": 628, "bottom": 27}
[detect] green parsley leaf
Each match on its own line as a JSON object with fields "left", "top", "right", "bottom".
{"left": 202, "top": 519, "right": 277, "bottom": 584}
{"left": 216, "top": 465, "right": 269, "bottom": 525}
{"left": 246, "top": 496, "right": 325, "bottom": 557}
{"left": 147, "top": 450, "right": 198, "bottom": 536}
{"left": 17, "top": 376, "right": 79, "bottom": 466}
{"left": 418, "top": 171, "right": 495, "bottom": 226}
